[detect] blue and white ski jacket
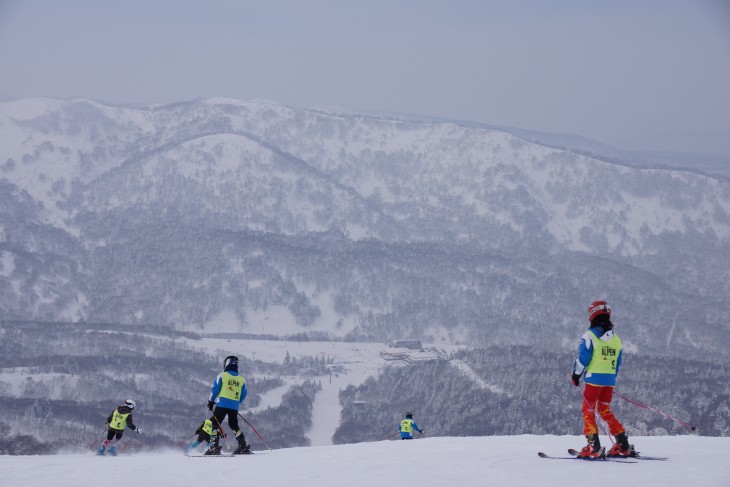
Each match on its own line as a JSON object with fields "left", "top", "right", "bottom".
{"left": 573, "top": 325, "right": 623, "bottom": 386}
{"left": 209, "top": 369, "right": 247, "bottom": 411}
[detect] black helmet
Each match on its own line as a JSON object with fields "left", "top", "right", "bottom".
{"left": 406, "top": 411, "right": 413, "bottom": 419}
{"left": 224, "top": 355, "right": 239, "bottom": 370}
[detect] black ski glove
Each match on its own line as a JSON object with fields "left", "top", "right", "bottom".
{"left": 207, "top": 400, "right": 215, "bottom": 411}
{"left": 571, "top": 373, "right": 581, "bottom": 387}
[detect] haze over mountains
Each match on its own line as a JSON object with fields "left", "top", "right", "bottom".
{"left": 2, "top": 97, "right": 730, "bottom": 358}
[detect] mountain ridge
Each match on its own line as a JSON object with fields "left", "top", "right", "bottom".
{"left": 2, "top": 97, "right": 729, "bottom": 358}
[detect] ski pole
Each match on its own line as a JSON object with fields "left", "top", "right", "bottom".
{"left": 211, "top": 415, "right": 227, "bottom": 438}
{"left": 616, "top": 392, "right": 697, "bottom": 431}
{"left": 89, "top": 427, "right": 107, "bottom": 450}
{"left": 238, "top": 413, "right": 272, "bottom": 451}
{"left": 376, "top": 432, "right": 398, "bottom": 441}
{"left": 119, "top": 439, "right": 132, "bottom": 455}
{"left": 210, "top": 414, "right": 232, "bottom": 450}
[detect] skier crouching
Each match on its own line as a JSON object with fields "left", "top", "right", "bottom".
{"left": 186, "top": 418, "right": 215, "bottom": 453}
{"left": 98, "top": 399, "right": 141, "bottom": 456}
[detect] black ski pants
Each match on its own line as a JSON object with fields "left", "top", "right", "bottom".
{"left": 211, "top": 406, "right": 240, "bottom": 436}
{"left": 210, "top": 406, "right": 247, "bottom": 447}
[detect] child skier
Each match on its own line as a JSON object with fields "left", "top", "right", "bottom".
{"left": 571, "top": 300, "right": 636, "bottom": 458}
{"left": 204, "top": 355, "right": 251, "bottom": 455}
{"left": 98, "top": 399, "right": 141, "bottom": 456}
{"left": 398, "top": 411, "right": 424, "bottom": 439}
{"left": 186, "top": 418, "right": 215, "bottom": 454}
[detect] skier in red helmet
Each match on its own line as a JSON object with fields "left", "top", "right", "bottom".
{"left": 571, "top": 300, "right": 636, "bottom": 458}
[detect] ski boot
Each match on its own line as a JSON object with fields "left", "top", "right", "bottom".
{"left": 608, "top": 432, "right": 636, "bottom": 457}
{"left": 233, "top": 443, "right": 252, "bottom": 455}
{"left": 108, "top": 445, "right": 117, "bottom": 456}
{"left": 204, "top": 444, "right": 222, "bottom": 455}
{"left": 577, "top": 434, "right": 605, "bottom": 459}
{"left": 233, "top": 432, "right": 252, "bottom": 455}
{"left": 204, "top": 435, "right": 222, "bottom": 456}
{"left": 97, "top": 445, "right": 106, "bottom": 456}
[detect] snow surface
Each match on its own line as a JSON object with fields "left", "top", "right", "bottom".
{"left": 2, "top": 435, "right": 727, "bottom": 487}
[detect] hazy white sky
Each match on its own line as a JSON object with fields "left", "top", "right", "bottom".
{"left": 1, "top": 0, "right": 729, "bottom": 150}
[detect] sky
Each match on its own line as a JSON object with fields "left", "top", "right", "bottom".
{"left": 1, "top": 0, "right": 729, "bottom": 152}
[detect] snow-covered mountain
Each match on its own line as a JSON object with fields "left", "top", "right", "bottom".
{"left": 1, "top": 435, "right": 728, "bottom": 487}
{"left": 2, "top": 99, "right": 729, "bottom": 454}
{"left": 2, "top": 97, "right": 730, "bottom": 357}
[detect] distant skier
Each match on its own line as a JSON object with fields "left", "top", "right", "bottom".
{"left": 98, "top": 399, "right": 141, "bottom": 456}
{"left": 204, "top": 355, "right": 251, "bottom": 455}
{"left": 398, "top": 411, "right": 424, "bottom": 439}
{"left": 571, "top": 300, "right": 636, "bottom": 458}
{"left": 186, "top": 418, "right": 214, "bottom": 454}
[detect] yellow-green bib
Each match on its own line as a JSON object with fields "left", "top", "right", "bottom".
{"left": 586, "top": 330, "right": 622, "bottom": 375}
{"left": 110, "top": 410, "right": 129, "bottom": 430}
{"left": 219, "top": 372, "right": 244, "bottom": 401}
{"left": 401, "top": 419, "right": 414, "bottom": 433}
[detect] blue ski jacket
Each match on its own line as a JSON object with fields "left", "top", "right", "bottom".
{"left": 209, "top": 368, "right": 247, "bottom": 411}
{"left": 398, "top": 419, "right": 422, "bottom": 439}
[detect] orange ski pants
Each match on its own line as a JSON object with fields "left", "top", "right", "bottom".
{"left": 582, "top": 384, "right": 625, "bottom": 437}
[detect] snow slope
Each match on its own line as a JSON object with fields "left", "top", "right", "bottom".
{"left": 2, "top": 435, "right": 727, "bottom": 487}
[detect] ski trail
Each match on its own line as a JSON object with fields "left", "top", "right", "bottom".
{"left": 307, "top": 376, "right": 343, "bottom": 446}
{"left": 450, "top": 359, "right": 506, "bottom": 395}
{"left": 666, "top": 309, "right": 678, "bottom": 351}
{"left": 248, "top": 381, "right": 292, "bottom": 413}
{"left": 307, "top": 345, "right": 385, "bottom": 446}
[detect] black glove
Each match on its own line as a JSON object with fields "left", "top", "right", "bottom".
{"left": 135, "top": 428, "right": 142, "bottom": 434}
{"left": 207, "top": 400, "right": 215, "bottom": 411}
{"left": 420, "top": 429, "right": 425, "bottom": 434}
{"left": 571, "top": 373, "right": 581, "bottom": 387}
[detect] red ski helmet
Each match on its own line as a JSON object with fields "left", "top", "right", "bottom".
{"left": 588, "top": 300, "right": 611, "bottom": 321}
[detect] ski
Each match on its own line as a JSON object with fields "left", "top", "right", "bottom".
{"left": 187, "top": 455, "right": 255, "bottom": 457}
{"left": 538, "top": 452, "right": 638, "bottom": 463}
{"left": 568, "top": 448, "right": 667, "bottom": 461}
{"left": 187, "top": 454, "right": 235, "bottom": 457}
{"left": 186, "top": 452, "right": 255, "bottom": 458}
